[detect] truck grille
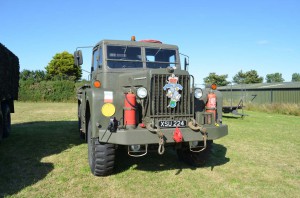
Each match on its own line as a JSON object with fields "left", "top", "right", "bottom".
{"left": 150, "top": 74, "right": 194, "bottom": 120}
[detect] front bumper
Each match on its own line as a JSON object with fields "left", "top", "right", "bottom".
{"left": 98, "top": 124, "right": 228, "bottom": 145}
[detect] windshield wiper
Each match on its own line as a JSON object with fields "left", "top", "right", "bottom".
{"left": 154, "top": 48, "right": 161, "bottom": 57}
{"left": 123, "top": 46, "right": 127, "bottom": 55}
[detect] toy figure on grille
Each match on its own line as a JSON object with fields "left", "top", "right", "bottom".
{"left": 163, "top": 74, "right": 183, "bottom": 108}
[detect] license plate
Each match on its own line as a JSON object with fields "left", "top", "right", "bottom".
{"left": 159, "top": 120, "right": 186, "bottom": 128}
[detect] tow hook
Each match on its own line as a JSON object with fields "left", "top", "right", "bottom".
{"left": 190, "top": 131, "right": 208, "bottom": 152}
{"left": 158, "top": 131, "right": 165, "bottom": 155}
{"left": 188, "top": 118, "right": 207, "bottom": 133}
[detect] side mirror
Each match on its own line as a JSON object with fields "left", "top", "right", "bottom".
{"left": 184, "top": 57, "right": 189, "bottom": 70}
{"left": 74, "top": 50, "right": 83, "bottom": 66}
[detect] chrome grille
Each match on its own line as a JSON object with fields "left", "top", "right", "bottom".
{"left": 150, "top": 74, "right": 194, "bottom": 120}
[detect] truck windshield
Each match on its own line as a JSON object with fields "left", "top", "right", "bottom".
{"left": 145, "top": 48, "right": 177, "bottom": 68}
{"left": 107, "top": 46, "right": 143, "bottom": 68}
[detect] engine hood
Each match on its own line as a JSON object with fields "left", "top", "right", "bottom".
{"left": 118, "top": 68, "right": 190, "bottom": 89}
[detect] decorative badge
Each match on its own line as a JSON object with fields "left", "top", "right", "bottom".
{"left": 163, "top": 74, "right": 183, "bottom": 108}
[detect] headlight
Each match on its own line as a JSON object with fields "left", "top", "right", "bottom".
{"left": 137, "top": 87, "right": 147, "bottom": 98}
{"left": 194, "top": 88, "right": 203, "bottom": 99}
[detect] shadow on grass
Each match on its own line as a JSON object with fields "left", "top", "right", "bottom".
{"left": 0, "top": 121, "right": 82, "bottom": 197}
{"left": 114, "top": 143, "right": 229, "bottom": 175}
{"left": 222, "top": 114, "right": 243, "bottom": 119}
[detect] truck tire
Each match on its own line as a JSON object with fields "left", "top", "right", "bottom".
{"left": 177, "top": 140, "right": 213, "bottom": 167}
{"left": 88, "top": 119, "right": 115, "bottom": 176}
{"left": 78, "top": 103, "right": 85, "bottom": 139}
{"left": 1, "top": 103, "right": 11, "bottom": 138}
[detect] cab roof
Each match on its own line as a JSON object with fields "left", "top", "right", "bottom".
{"left": 94, "top": 39, "right": 179, "bottom": 50}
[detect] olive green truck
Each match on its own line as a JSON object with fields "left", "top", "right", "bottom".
{"left": 0, "top": 43, "right": 19, "bottom": 142}
{"left": 75, "top": 37, "right": 228, "bottom": 176}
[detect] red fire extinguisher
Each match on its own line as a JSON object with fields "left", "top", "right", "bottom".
{"left": 206, "top": 92, "right": 217, "bottom": 120}
{"left": 124, "top": 92, "right": 136, "bottom": 127}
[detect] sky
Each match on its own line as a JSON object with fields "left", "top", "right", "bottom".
{"left": 1, "top": 0, "right": 299, "bottom": 84}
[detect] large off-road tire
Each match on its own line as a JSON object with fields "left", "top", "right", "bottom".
{"left": 177, "top": 140, "right": 213, "bottom": 167}
{"left": 1, "top": 103, "right": 11, "bottom": 138}
{"left": 78, "top": 103, "right": 85, "bottom": 139}
{"left": 87, "top": 119, "right": 115, "bottom": 176}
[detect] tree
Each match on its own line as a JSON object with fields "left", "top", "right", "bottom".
{"left": 292, "top": 73, "right": 300, "bottom": 82}
{"left": 265, "top": 73, "right": 284, "bottom": 83}
{"left": 20, "top": 69, "right": 33, "bottom": 81}
{"left": 233, "top": 70, "right": 263, "bottom": 84}
{"left": 33, "top": 70, "right": 47, "bottom": 82}
{"left": 20, "top": 69, "right": 47, "bottom": 82}
{"left": 232, "top": 70, "right": 246, "bottom": 84}
{"left": 45, "top": 51, "right": 82, "bottom": 81}
{"left": 203, "top": 73, "right": 230, "bottom": 86}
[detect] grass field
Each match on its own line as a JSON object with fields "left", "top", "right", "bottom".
{"left": 0, "top": 102, "right": 299, "bottom": 197}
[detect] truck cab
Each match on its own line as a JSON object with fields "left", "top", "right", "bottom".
{"left": 75, "top": 37, "right": 228, "bottom": 176}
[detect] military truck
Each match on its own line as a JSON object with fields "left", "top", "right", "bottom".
{"left": 0, "top": 43, "right": 19, "bottom": 142}
{"left": 75, "top": 37, "right": 228, "bottom": 176}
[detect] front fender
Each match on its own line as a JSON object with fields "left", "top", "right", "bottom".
{"left": 87, "top": 88, "right": 125, "bottom": 138}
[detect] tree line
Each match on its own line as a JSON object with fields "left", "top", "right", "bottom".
{"left": 204, "top": 70, "right": 300, "bottom": 86}
{"left": 20, "top": 51, "right": 82, "bottom": 82}
{"left": 19, "top": 51, "right": 85, "bottom": 102}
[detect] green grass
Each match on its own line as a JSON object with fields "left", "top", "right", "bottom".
{"left": 0, "top": 102, "right": 299, "bottom": 197}
{"left": 245, "top": 103, "right": 300, "bottom": 116}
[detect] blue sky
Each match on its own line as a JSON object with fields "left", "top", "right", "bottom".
{"left": 1, "top": 0, "right": 299, "bottom": 84}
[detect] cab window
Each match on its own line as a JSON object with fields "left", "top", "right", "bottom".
{"left": 107, "top": 45, "right": 142, "bottom": 69}
{"left": 99, "top": 47, "right": 103, "bottom": 68}
{"left": 92, "top": 48, "right": 99, "bottom": 71}
{"left": 145, "top": 48, "right": 177, "bottom": 68}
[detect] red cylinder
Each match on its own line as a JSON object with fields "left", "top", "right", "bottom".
{"left": 206, "top": 92, "right": 217, "bottom": 119}
{"left": 124, "top": 93, "right": 136, "bottom": 126}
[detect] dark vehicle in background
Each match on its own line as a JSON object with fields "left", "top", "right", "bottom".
{"left": 75, "top": 37, "right": 228, "bottom": 176}
{"left": 0, "top": 43, "right": 19, "bottom": 142}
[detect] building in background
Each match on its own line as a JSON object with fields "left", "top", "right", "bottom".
{"left": 218, "top": 82, "right": 300, "bottom": 105}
